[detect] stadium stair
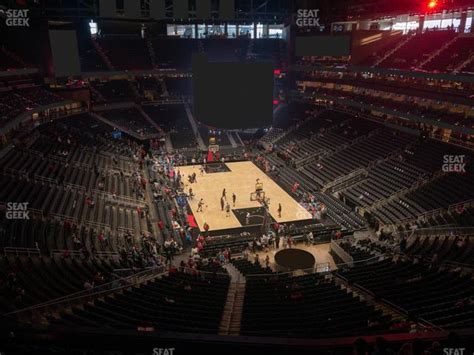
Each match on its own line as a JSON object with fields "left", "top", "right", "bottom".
{"left": 226, "top": 132, "right": 238, "bottom": 148}
{"left": 373, "top": 35, "right": 413, "bottom": 67}
{"left": 219, "top": 263, "right": 246, "bottom": 336}
{"left": 184, "top": 103, "right": 207, "bottom": 150}
{"left": 91, "top": 38, "right": 115, "bottom": 71}
{"left": 417, "top": 35, "right": 458, "bottom": 69}
{"left": 0, "top": 46, "right": 29, "bottom": 68}
{"left": 146, "top": 36, "right": 158, "bottom": 69}
{"left": 455, "top": 52, "right": 474, "bottom": 72}
{"left": 135, "top": 104, "right": 166, "bottom": 136}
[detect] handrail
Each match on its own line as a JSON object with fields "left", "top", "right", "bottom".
{"left": 50, "top": 249, "right": 83, "bottom": 257}
{"left": 85, "top": 220, "right": 110, "bottom": 230}
{"left": 50, "top": 213, "right": 78, "bottom": 224}
{"left": 4, "top": 167, "right": 27, "bottom": 176}
{"left": 330, "top": 240, "right": 354, "bottom": 266}
{"left": 48, "top": 154, "right": 67, "bottom": 163}
{"left": 3, "top": 247, "right": 41, "bottom": 257}
{"left": 386, "top": 198, "right": 473, "bottom": 228}
{"left": 33, "top": 174, "right": 58, "bottom": 184}
{"left": 245, "top": 262, "right": 331, "bottom": 279}
{"left": 92, "top": 188, "right": 146, "bottom": 206}
{"left": 398, "top": 226, "right": 474, "bottom": 239}
{"left": 322, "top": 167, "right": 368, "bottom": 193}
{"left": 64, "top": 182, "right": 86, "bottom": 191}
{"left": 179, "top": 266, "right": 230, "bottom": 278}
{"left": 28, "top": 207, "right": 43, "bottom": 218}
{"left": 4, "top": 265, "right": 167, "bottom": 316}
{"left": 50, "top": 249, "right": 119, "bottom": 257}
{"left": 448, "top": 199, "right": 474, "bottom": 210}
{"left": 244, "top": 254, "right": 383, "bottom": 280}
{"left": 334, "top": 254, "right": 382, "bottom": 269}
{"left": 438, "top": 259, "right": 474, "bottom": 268}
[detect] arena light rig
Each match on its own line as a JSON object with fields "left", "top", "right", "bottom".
{"left": 427, "top": 0, "right": 438, "bottom": 10}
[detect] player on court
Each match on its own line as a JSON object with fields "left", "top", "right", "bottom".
{"left": 197, "top": 198, "right": 204, "bottom": 212}
{"left": 220, "top": 196, "right": 225, "bottom": 211}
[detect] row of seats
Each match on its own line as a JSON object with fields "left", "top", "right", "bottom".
{"left": 54, "top": 271, "right": 230, "bottom": 334}
{"left": 142, "top": 104, "right": 197, "bottom": 149}
{"left": 0, "top": 175, "right": 145, "bottom": 241}
{"left": 75, "top": 37, "right": 285, "bottom": 71}
{"left": 303, "top": 129, "right": 414, "bottom": 187}
{"left": 333, "top": 241, "right": 376, "bottom": 262}
{"left": 377, "top": 30, "right": 457, "bottom": 70}
{"left": 406, "top": 235, "right": 474, "bottom": 266}
{"left": 0, "top": 215, "right": 147, "bottom": 255}
{"left": 264, "top": 152, "right": 366, "bottom": 231}
{"left": 424, "top": 35, "right": 474, "bottom": 72}
{"left": 266, "top": 107, "right": 473, "bottom": 230}
{"left": 97, "top": 37, "right": 152, "bottom": 71}
{"left": 371, "top": 172, "right": 473, "bottom": 225}
{"left": 343, "top": 158, "right": 427, "bottom": 208}
{"left": 100, "top": 107, "right": 158, "bottom": 136}
{"left": 89, "top": 80, "right": 137, "bottom": 102}
{"left": 0, "top": 114, "right": 151, "bottom": 254}
{"left": 1, "top": 149, "right": 138, "bottom": 198}
{"left": 231, "top": 258, "right": 273, "bottom": 275}
{"left": 0, "top": 255, "right": 118, "bottom": 312}
{"left": 0, "top": 86, "right": 64, "bottom": 128}
{"left": 241, "top": 272, "right": 393, "bottom": 337}
{"left": 310, "top": 87, "right": 470, "bottom": 127}
{"left": 200, "top": 234, "right": 255, "bottom": 257}
{"left": 338, "top": 259, "right": 474, "bottom": 329}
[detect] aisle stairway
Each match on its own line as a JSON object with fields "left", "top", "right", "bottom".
{"left": 219, "top": 263, "right": 246, "bottom": 336}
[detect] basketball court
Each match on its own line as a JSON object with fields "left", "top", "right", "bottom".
{"left": 178, "top": 161, "right": 312, "bottom": 232}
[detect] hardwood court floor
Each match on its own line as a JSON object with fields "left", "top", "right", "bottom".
{"left": 178, "top": 161, "right": 312, "bottom": 232}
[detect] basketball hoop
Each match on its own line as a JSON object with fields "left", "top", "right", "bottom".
{"left": 250, "top": 191, "right": 266, "bottom": 201}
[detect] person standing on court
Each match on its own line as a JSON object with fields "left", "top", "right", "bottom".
{"left": 220, "top": 196, "right": 225, "bottom": 211}
{"left": 222, "top": 188, "right": 226, "bottom": 199}
{"left": 232, "top": 193, "right": 236, "bottom": 207}
{"left": 197, "top": 198, "right": 204, "bottom": 212}
{"left": 277, "top": 203, "right": 282, "bottom": 218}
{"left": 225, "top": 202, "right": 231, "bottom": 217}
